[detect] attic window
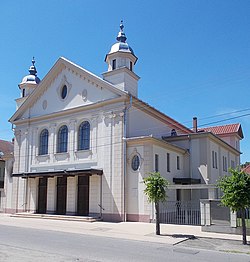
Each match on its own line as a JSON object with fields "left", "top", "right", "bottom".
{"left": 171, "top": 129, "right": 177, "bottom": 136}
{"left": 61, "top": 85, "right": 67, "bottom": 99}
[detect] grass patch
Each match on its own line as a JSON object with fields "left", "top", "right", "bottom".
{"left": 220, "top": 249, "right": 250, "bottom": 255}
{"left": 237, "top": 218, "right": 250, "bottom": 228}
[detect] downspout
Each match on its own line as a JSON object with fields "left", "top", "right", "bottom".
{"left": 188, "top": 134, "right": 192, "bottom": 201}
{"left": 16, "top": 131, "right": 21, "bottom": 213}
{"left": 123, "top": 94, "right": 132, "bottom": 222}
{"left": 189, "top": 117, "right": 198, "bottom": 201}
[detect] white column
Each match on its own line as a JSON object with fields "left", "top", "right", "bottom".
{"left": 28, "top": 178, "right": 38, "bottom": 212}
{"left": 89, "top": 175, "right": 100, "bottom": 215}
{"left": 47, "top": 178, "right": 56, "bottom": 213}
{"left": 66, "top": 176, "right": 76, "bottom": 215}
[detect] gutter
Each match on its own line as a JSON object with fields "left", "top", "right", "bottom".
{"left": 188, "top": 134, "right": 193, "bottom": 200}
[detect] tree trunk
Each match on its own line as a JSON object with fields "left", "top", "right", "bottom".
{"left": 241, "top": 208, "right": 247, "bottom": 245}
{"left": 155, "top": 202, "right": 160, "bottom": 235}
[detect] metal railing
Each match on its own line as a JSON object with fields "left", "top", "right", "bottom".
{"left": 237, "top": 208, "right": 250, "bottom": 228}
{"left": 159, "top": 200, "right": 201, "bottom": 225}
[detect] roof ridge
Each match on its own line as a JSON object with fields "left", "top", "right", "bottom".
{"left": 200, "top": 123, "right": 240, "bottom": 129}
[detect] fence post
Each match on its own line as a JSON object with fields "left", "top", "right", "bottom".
{"left": 185, "top": 202, "right": 188, "bottom": 224}
{"left": 205, "top": 201, "right": 211, "bottom": 226}
{"left": 200, "top": 201, "right": 205, "bottom": 226}
{"left": 230, "top": 211, "right": 237, "bottom": 228}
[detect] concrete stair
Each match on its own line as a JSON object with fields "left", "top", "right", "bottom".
{"left": 11, "top": 212, "right": 102, "bottom": 222}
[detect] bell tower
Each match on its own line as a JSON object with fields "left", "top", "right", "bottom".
{"left": 16, "top": 58, "right": 40, "bottom": 109}
{"left": 103, "top": 21, "right": 140, "bottom": 97}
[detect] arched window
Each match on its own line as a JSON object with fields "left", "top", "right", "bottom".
{"left": 78, "top": 121, "right": 90, "bottom": 150}
{"left": 57, "top": 125, "right": 68, "bottom": 153}
{"left": 39, "top": 129, "right": 49, "bottom": 155}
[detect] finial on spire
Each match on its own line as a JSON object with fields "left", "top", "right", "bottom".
{"left": 29, "top": 57, "right": 37, "bottom": 76}
{"left": 120, "top": 20, "right": 124, "bottom": 32}
{"left": 32, "top": 57, "right": 35, "bottom": 66}
{"left": 116, "top": 20, "right": 127, "bottom": 43}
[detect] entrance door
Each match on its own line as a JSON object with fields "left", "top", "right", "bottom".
{"left": 56, "top": 176, "right": 67, "bottom": 215}
{"left": 77, "top": 176, "right": 89, "bottom": 216}
{"left": 37, "top": 177, "right": 48, "bottom": 214}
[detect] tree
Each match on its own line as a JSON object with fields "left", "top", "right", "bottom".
{"left": 240, "top": 162, "right": 250, "bottom": 169}
{"left": 143, "top": 172, "right": 169, "bottom": 235}
{"left": 217, "top": 168, "right": 250, "bottom": 245}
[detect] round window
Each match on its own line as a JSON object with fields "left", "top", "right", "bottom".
{"left": 131, "top": 155, "right": 140, "bottom": 171}
{"left": 61, "top": 85, "right": 67, "bottom": 99}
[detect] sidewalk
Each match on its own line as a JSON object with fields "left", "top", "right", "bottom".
{"left": 0, "top": 214, "right": 249, "bottom": 254}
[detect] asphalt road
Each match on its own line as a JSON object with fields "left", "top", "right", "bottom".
{"left": 0, "top": 224, "right": 249, "bottom": 262}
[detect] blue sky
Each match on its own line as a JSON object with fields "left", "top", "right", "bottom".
{"left": 1, "top": 1, "right": 250, "bottom": 163}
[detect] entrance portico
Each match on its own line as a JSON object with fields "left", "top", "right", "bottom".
{"left": 12, "top": 169, "right": 103, "bottom": 217}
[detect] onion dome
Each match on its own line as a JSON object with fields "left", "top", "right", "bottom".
{"left": 19, "top": 57, "right": 40, "bottom": 86}
{"left": 108, "top": 21, "right": 135, "bottom": 55}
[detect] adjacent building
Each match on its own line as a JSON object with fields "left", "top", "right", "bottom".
{"left": 0, "top": 139, "right": 14, "bottom": 212}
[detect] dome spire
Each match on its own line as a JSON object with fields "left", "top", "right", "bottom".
{"left": 19, "top": 57, "right": 40, "bottom": 86}
{"left": 28, "top": 57, "right": 37, "bottom": 76}
{"left": 116, "top": 20, "right": 127, "bottom": 43}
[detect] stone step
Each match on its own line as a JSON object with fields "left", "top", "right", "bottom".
{"left": 11, "top": 213, "right": 102, "bottom": 222}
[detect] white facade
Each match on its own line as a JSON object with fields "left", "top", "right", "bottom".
{"left": 5, "top": 23, "right": 243, "bottom": 222}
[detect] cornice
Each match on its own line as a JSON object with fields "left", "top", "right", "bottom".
{"left": 105, "top": 50, "right": 138, "bottom": 64}
{"left": 164, "top": 132, "right": 241, "bottom": 155}
{"left": 12, "top": 96, "right": 127, "bottom": 125}
{"left": 126, "top": 136, "right": 187, "bottom": 154}
{"left": 102, "top": 66, "right": 140, "bottom": 80}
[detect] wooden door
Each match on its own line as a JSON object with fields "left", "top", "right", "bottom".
{"left": 56, "top": 176, "right": 67, "bottom": 215}
{"left": 77, "top": 176, "right": 89, "bottom": 216}
{"left": 37, "top": 177, "right": 48, "bottom": 214}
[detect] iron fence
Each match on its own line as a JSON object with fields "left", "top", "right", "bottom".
{"left": 159, "top": 200, "right": 201, "bottom": 225}
{"left": 237, "top": 208, "right": 250, "bottom": 228}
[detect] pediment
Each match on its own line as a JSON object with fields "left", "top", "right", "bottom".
{"left": 10, "top": 57, "right": 127, "bottom": 122}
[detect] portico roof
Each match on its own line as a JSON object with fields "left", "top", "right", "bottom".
{"left": 12, "top": 168, "right": 103, "bottom": 178}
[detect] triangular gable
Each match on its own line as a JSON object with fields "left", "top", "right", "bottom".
{"left": 10, "top": 57, "right": 127, "bottom": 123}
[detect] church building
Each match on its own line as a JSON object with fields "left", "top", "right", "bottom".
{"left": 6, "top": 22, "right": 243, "bottom": 222}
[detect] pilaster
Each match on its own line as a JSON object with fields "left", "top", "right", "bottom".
{"left": 49, "top": 123, "right": 57, "bottom": 163}
{"left": 68, "top": 119, "right": 76, "bottom": 162}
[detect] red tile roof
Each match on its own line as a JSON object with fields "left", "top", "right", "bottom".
{"left": 242, "top": 165, "right": 250, "bottom": 175}
{"left": 0, "top": 139, "right": 14, "bottom": 156}
{"left": 199, "top": 123, "right": 243, "bottom": 139}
